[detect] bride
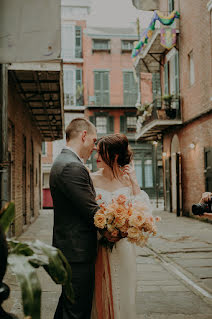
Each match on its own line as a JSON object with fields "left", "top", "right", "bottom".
{"left": 90, "top": 133, "right": 152, "bottom": 319}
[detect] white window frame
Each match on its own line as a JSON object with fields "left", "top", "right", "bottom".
{"left": 63, "top": 65, "right": 76, "bottom": 108}
{"left": 96, "top": 116, "right": 107, "bottom": 134}
{"left": 61, "top": 22, "right": 75, "bottom": 60}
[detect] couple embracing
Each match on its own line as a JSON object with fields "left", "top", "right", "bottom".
{"left": 50, "top": 118, "right": 152, "bottom": 319}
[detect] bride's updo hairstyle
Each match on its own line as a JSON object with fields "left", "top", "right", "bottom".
{"left": 97, "top": 133, "right": 133, "bottom": 177}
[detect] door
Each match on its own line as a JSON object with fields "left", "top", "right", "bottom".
{"left": 204, "top": 148, "right": 212, "bottom": 191}
{"left": 165, "top": 157, "right": 171, "bottom": 212}
{"left": 176, "top": 153, "right": 182, "bottom": 217}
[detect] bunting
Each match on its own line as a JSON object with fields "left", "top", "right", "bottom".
{"left": 131, "top": 10, "right": 180, "bottom": 58}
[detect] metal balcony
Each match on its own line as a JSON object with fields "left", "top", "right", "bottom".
{"left": 136, "top": 97, "right": 182, "bottom": 141}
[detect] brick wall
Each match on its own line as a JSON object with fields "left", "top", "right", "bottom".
{"left": 163, "top": 113, "right": 212, "bottom": 215}
{"left": 8, "top": 77, "right": 42, "bottom": 236}
{"left": 179, "top": 0, "right": 212, "bottom": 122}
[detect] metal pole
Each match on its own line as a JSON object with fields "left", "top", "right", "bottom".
{"left": 0, "top": 64, "right": 9, "bottom": 209}
{"left": 155, "top": 143, "right": 159, "bottom": 208}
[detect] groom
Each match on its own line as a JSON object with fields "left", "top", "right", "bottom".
{"left": 50, "top": 118, "right": 99, "bottom": 319}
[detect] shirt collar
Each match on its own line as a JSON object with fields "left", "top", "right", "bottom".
{"left": 64, "top": 146, "right": 84, "bottom": 164}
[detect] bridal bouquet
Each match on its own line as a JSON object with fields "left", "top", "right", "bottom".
{"left": 94, "top": 194, "right": 161, "bottom": 250}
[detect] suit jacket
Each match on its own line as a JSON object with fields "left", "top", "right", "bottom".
{"left": 50, "top": 148, "right": 99, "bottom": 264}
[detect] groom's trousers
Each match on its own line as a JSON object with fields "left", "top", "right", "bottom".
{"left": 54, "top": 262, "right": 95, "bottom": 319}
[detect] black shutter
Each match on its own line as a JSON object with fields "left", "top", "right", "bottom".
{"left": 108, "top": 116, "right": 114, "bottom": 133}
{"left": 120, "top": 116, "right": 126, "bottom": 133}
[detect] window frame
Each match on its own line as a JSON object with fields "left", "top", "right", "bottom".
{"left": 92, "top": 39, "right": 111, "bottom": 52}
{"left": 123, "top": 71, "right": 138, "bottom": 106}
{"left": 121, "top": 40, "right": 134, "bottom": 52}
{"left": 94, "top": 71, "right": 110, "bottom": 106}
{"left": 168, "top": 0, "right": 175, "bottom": 13}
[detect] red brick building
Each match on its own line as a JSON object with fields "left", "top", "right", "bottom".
{"left": 0, "top": 62, "right": 63, "bottom": 236}
{"left": 133, "top": 0, "right": 212, "bottom": 215}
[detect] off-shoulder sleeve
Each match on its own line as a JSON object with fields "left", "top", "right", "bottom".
{"left": 131, "top": 189, "right": 153, "bottom": 215}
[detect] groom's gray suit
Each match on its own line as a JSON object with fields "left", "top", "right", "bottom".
{"left": 50, "top": 148, "right": 99, "bottom": 319}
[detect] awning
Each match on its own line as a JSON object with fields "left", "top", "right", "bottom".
{"left": 134, "top": 28, "right": 179, "bottom": 73}
{"left": 8, "top": 60, "right": 64, "bottom": 141}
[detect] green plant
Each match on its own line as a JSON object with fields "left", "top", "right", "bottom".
{"left": 0, "top": 202, "right": 74, "bottom": 319}
{"left": 136, "top": 102, "right": 151, "bottom": 115}
{"left": 161, "top": 94, "right": 179, "bottom": 108}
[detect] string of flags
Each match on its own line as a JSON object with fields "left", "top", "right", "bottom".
{"left": 131, "top": 10, "right": 180, "bottom": 59}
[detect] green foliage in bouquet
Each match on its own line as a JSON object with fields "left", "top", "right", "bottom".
{"left": 0, "top": 202, "right": 74, "bottom": 319}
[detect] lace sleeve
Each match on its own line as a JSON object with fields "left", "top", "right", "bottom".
{"left": 131, "top": 189, "right": 152, "bottom": 215}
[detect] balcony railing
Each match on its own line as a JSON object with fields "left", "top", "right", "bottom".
{"left": 136, "top": 95, "right": 182, "bottom": 140}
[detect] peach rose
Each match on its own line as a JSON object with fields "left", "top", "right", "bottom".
{"left": 114, "top": 215, "right": 126, "bottom": 228}
{"left": 155, "top": 216, "right": 161, "bottom": 222}
{"left": 127, "top": 227, "right": 140, "bottom": 240}
{"left": 106, "top": 210, "right": 115, "bottom": 224}
{"left": 119, "top": 220, "right": 129, "bottom": 233}
{"left": 116, "top": 194, "right": 127, "bottom": 205}
{"left": 94, "top": 212, "right": 106, "bottom": 229}
{"left": 129, "top": 212, "right": 145, "bottom": 228}
{"left": 107, "top": 223, "right": 116, "bottom": 232}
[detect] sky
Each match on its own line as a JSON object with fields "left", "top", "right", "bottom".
{"left": 87, "top": 0, "right": 153, "bottom": 29}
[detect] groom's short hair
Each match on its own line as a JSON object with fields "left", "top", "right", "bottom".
{"left": 66, "top": 117, "right": 95, "bottom": 141}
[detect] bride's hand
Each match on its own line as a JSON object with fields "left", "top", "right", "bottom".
{"left": 121, "top": 161, "right": 137, "bottom": 184}
{"left": 121, "top": 161, "right": 141, "bottom": 195}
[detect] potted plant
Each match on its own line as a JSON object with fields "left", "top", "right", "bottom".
{"left": 161, "top": 94, "right": 177, "bottom": 119}
{"left": 0, "top": 202, "right": 74, "bottom": 319}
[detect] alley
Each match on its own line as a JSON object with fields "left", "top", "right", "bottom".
{"left": 4, "top": 209, "right": 212, "bottom": 319}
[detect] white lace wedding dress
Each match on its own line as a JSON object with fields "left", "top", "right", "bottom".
{"left": 91, "top": 187, "right": 152, "bottom": 319}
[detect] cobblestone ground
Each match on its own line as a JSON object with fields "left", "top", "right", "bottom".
{"left": 3, "top": 209, "right": 212, "bottom": 319}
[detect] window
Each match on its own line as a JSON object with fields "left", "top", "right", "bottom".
{"left": 164, "top": 51, "right": 179, "bottom": 96}
{"left": 42, "top": 142, "right": 46, "bottom": 156}
{"left": 89, "top": 114, "right": 114, "bottom": 134}
{"left": 120, "top": 113, "right": 137, "bottom": 134}
{"left": 61, "top": 24, "right": 74, "bottom": 59}
{"left": 123, "top": 71, "right": 138, "bottom": 105}
{"left": 168, "top": 0, "right": 174, "bottom": 13}
{"left": 188, "top": 50, "right": 195, "bottom": 86}
{"left": 152, "top": 73, "right": 162, "bottom": 107}
{"left": 94, "top": 71, "right": 110, "bottom": 105}
{"left": 126, "top": 116, "right": 137, "bottom": 133}
{"left": 144, "top": 159, "right": 153, "bottom": 187}
{"left": 75, "top": 26, "right": 82, "bottom": 58}
{"left": 76, "top": 69, "right": 83, "bottom": 106}
{"left": 96, "top": 116, "right": 107, "bottom": 133}
{"left": 63, "top": 69, "right": 75, "bottom": 106}
{"left": 93, "top": 39, "right": 110, "bottom": 51}
{"left": 121, "top": 40, "right": 134, "bottom": 52}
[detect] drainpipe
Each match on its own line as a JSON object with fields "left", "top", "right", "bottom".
{"left": 0, "top": 64, "right": 9, "bottom": 209}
